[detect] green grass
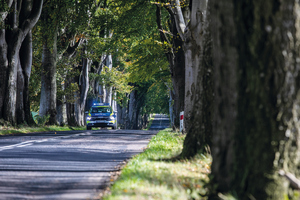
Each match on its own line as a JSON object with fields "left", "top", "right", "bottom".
{"left": 0, "top": 125, "right": 85, "bottom": 135}
{"left": 102, "top": 128, "right": 212, "bottom": 200}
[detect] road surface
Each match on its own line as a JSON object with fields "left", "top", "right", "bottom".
{"left": 0, "top": 114, "right": 170, "bottom": 200}
{"left": 0, "top": 129, "right": 158, "bottom": 199}
{"left": 149, "top": 114, "right": 170, "bottom": 130}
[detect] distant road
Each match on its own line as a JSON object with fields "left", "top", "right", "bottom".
{"left": 0, "top": 129, "right": 158, "bottom": 199}
{"left": 149, "top": 114, "right": 170, "bottom": 130}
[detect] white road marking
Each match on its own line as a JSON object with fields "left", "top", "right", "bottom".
{"left": 0, "top": 132, "right": 89, "bottom": 152}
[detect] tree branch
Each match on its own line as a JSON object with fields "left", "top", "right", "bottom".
{"left": 0, "top": 0, "right": 13, "bottom": 22}
{"left": 170, "top": 0, "right": 186, "bottom": 40}
{"left": 279, "top": 170, "right": 300, "bottom": 189}
{"left": 21, "top": 0, "right": 43, "bottom": 40}
{"left": 155, "top": 5, "right": 171, "bottom": 45}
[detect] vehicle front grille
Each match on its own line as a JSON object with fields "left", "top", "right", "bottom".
{"left": 93, "top": 117, "right": 110, "bottom": 121}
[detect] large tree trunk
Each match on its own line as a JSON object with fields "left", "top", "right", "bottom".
{"left": 210, "top": 0, "right": 300, "bottom": 198}
{"left": 183, "top": 0, "right": 206, "bottom": 133}
{"left": 0, "top": 0, "right": 42, "bottom": 125}
{"left": 0, "top": 29, "right": 8, "bottom": 119}
{"left": 75, "top": 49, "right": 90, "bottom": 126}
{"left": 39, "top": 25, "right": 58, "bottom": 125}
{"left": 117, "top": 99, "right": 128, "bottom": 129}
{"left": 127, "top": 89, "right": 138, "bottom": 129}
{"left": 56, "top": 99, "right": 66, "bottom": 126}
{"left": 171, "top": 36, "right": 185, "bottom": 130}
{"left": 66, "top": 102, "right": 77, "bottom": 126}
{"left": 181, "top": 0, "right": 213, "bottom": 157}
{"left": 19, "top": 31, "right": 35, "bottom": 125}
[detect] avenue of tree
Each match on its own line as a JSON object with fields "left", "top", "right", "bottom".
{"left": 1, "top": 0, "right": 300, "bottom": 199}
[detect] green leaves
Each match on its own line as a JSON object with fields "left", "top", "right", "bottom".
{"left": 29, "top": 0, "right": 172, "bottom": 115}
{"left": 89, "top": 66, "right": 133, "bottom": 103}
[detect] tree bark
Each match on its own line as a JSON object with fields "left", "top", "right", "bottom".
{"left": 0, "top": 0, "right": 13, "bottom": 23}
{"left": 0, "top": 29, "right": 8, "bottom": 119}
{"left": 75, "top": 46, "right": 90, "bottom": 126}
{"left": 127, "top": 89, "right": 138, "bottom": 129}
{"left": 117, "top": 98, "right": 128, "bottom": 129}
{"left": 156, "top": 5, "right": 185, "bottom": 130}
{"left": 19, "top": 31, "right": 35, "bottom": 125}
{"left": 210, "top": 0, "right": 300, "bottom": 198}
{"left": 171, "top": 35, "right": 185, "bottom": 130}
{"left": 0, "top": 0, "right": 42, "bottom": 125}
{"left": 104, "top": 54, "right": 113, "bottom": 104}
{"left": 39, "top": 24, "right": 58, "bottom": 125}
{"left": 181, "top": 0, "right": 213, "bottom": 157}
{"left": 183, "top": 0, "right": 206, "bottom": 132}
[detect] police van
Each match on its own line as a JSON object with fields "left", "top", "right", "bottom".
{"left": 85, "top": 103, "right": 117, "bottom": 130}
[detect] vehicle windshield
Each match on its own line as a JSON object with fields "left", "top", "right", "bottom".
{"left": 91, "top": 107, "right": 112, "bottom": 113}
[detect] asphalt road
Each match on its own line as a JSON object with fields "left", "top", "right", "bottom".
{"left": 0, "top": 129, "right": 158, "bottom": 200}
{"left": 148, "top": 114, "right": 170, "bottom": 130}
{"left": 0, "top": 115, "right": 170, "bottom": 200}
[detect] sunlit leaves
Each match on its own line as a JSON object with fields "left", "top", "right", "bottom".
{"left": 127, "top": 38, "right": 170, "bottom": 84}
{"left": 89, "top": 66, "right": 133, "bottom": 104}
{"left": 102, "top": 0, "right": 171, "bottom": 114}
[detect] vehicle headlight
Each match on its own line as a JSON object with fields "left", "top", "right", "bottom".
{"left": 87, "top": 116, "right": 92, "bottom": 120}
{"left": 109, "top": 116, "right": 115, "bottom": 121}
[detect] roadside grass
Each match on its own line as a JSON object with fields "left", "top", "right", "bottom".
{"left": 0, "top": 125, "right": 85, "bottom": 135}
{"left": 102, "top": 128, "right": 212, "bottom": 200}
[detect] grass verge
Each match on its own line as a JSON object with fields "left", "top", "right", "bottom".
{"left": 0, "top": 125, "right": 85, "bottom": 135}
{"left": 102, "top": 128, "right": 212, "bottom": 200}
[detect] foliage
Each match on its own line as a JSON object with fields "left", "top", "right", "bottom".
{"left": 126, "top": 38, "right": 170, "bottom": 84}
{"left": 85, "top": 0, "right": 171, "bottom": 112}
{"left": 29, "top": 0, "right": 171, "bottom": 120}
{"left": 30, "top": 0, "right": 97, "bottom": 112}
{"left": 34, "top": 114, "right": 50, "bottom": 126}
{"left": 29, "top": 51, "right": 42, "bottom": 112}
{"left": 89, "top": 66, "right": 133, "bottom": 104}
{"left": 102, "top": 129, "right": 211, "bottom": 200}
{"left": 56, "top": 55, "right": 81, "bottom": 104}
{"left": 143, "top": 82, "right": 170, "bottom": 114}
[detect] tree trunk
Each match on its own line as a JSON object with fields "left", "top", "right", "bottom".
{"left": 66, "top": 102, "right": 77, "bottom": 126}
{"left": 105, "top": 54, "right": 113, "bottom": 104}
{"left": 210, "top": 0, "right": 300, "bottom": 199}
{"left": 183, "top": 0, "right": 206, "bottom": 133}
{"left": 181, "top": 0, "right": 213, "bottom": 157}
{"left": 39, "top": 26, "right": 58, "bottom": 125}
{"left": 75, "top": 49, "right": 90, "bottom": 126}
{"left": 19, "top": 31, "right": 35, "bottom": 125}
{"left": 4, "top": 31, "right": 21, "bottom": 124}
{"left": 117, "top": 99, "right": 128, "bottom": 129}
{"left": 0, "top": 29, "right": 8, "bottom": 119}
{"left": 156, "top": 5, "right": 185, "bottom": 130}
{"left": 171, "top": 36, "right": 185, "bottom": 130}
{"left": 127, "top": 89, "right": 138, "bottom": 129}
{"left": 56, "top": 99, "right": 66, "bottom": 126}
{"left": 1, "top": 0, "right": 42, "bottom": 125}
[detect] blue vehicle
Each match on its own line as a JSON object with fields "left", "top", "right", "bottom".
{"left": 85, "top": 103, "right": 117, "bottom": 130}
